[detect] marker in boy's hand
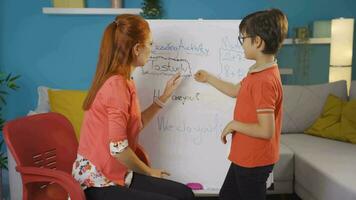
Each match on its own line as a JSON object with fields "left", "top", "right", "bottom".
{"left": 194, "top": 70, "right": 209, "bottom": 83}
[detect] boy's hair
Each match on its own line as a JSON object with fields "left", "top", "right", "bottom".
{"left": 239, "top": 8, "right": 288, "bottom": 55}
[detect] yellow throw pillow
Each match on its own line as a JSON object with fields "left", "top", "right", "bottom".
{"left": 48, "top": 89, "right": 87, "bottom": 140}
{"left": 305, "top": 94, "right": 356, "bottom": 144}
{"left": 341, "top": 100, "right": 356, "bottom": 143}
{"left": 53, "top": 0, "right": 85, "bottom": 8}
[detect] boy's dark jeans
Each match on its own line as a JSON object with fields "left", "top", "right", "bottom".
{"left": 219, "top": 163, "right": 274, "bottom": 200}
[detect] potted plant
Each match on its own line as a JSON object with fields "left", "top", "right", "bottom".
{"left": 141, "top": 0, "right": 163, "bottom": 19}
{"left": 0, "top": 72, "right": 20, "bottom": 200}
{"left": 293, "top": 26, "right": 311, "bottom": 84}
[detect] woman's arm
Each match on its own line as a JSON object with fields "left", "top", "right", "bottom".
{"left": 113, "top": 147, "right": 169, "bottom": 178}
{"left": 141, "top": 73, "right": 182, "bottom": 128}
{"left": 141, "top": 95, "right": 169, "bottom": 128}
{"left": 194, "top": 70, "right": 240, "bottom": 98}
{"left": 113, "top": 147, "right": 150, "bottom": 174}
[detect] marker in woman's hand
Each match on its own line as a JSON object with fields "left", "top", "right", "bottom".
{"left": 172, "top": 72, "right": 183, "bottom": 85}
{"left": 173, "top": 72, "right": 181, "bottom": 81}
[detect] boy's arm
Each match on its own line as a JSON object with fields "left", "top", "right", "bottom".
{"left": 221, "top": 112, "right": 275, "bottom": 142}
{"left": 195, "top": 70, "right": 240, "bottom": 98}
{"left": 223, "top": 77, "right": 277, "bottom": 140}
{"left": 207, "top": 75, "right": 241, "bottom": 98}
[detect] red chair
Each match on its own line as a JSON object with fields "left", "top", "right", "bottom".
{"left": 3, "top": 112, "right": 85, "bottom": 200}
{"left": 3, "top": 112, "right": 151, "bottom": 200}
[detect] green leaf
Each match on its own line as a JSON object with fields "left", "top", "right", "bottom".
{"left": 5, "top": 73, "right": 11, "bottom": 82}
{"left": 7, "top": 82, "right": 19, "bottom": 90}
{"left": 0, "top": 139, "right": 7, "bottom": 169}
{"left": 0, "top": 90, "right": 9, "bottom": 95}
{"left": 0, "top": 71, "right": 20, "bottom": 169}
{"left": 0, "top": 159, "right": 8, "bottom": 170}
{"left": 0, "top": 95, "right": 6, "bottom": 105}
{"left": 9, "top": 75, "right": 20, "bottom": 82}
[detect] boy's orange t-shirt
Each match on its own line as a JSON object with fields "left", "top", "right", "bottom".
{"left": 228, "top": 65, "right": 283, "bottom": 168}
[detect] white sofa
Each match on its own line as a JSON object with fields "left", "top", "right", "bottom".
{"left": 270, "top": 80, "right": 356, "bottom": 200}
{"left": 7, "top": 81, "right": 356, "bottom": 199}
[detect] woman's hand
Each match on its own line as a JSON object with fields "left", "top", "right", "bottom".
{"left": 161, "top": 72, "right": 183, "bottom": 102}
{"left": 194, "top": 70, "right": 210, "bottom": 83}
{"left": 149, "top": 168, "right": 171, "bottom": 178}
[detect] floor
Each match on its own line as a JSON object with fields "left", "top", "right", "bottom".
{"left": 195, "top": 194, "right": 302, "bottom": 200}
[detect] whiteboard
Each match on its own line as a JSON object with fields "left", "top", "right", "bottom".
{"left": 133, "top": 20, "right": 253, "bottom": 190}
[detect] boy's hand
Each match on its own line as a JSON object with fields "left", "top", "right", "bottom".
{"left": 194, "top": 70, "right": 209, "bottom": 83}
{"left": 149, "top": 168, "right": 171, "bottom": 178}
{"left": 221, "top": 121, "right": 235, "bottom": 144}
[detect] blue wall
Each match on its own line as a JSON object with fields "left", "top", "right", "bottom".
{"left": 1, "top": 0, "right": 356, "bottom": 198}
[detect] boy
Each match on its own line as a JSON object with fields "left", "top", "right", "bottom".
{"left": 194, "top": 9, "right": 288, "bottom": 200}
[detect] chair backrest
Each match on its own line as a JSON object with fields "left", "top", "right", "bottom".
{"left": 3, "top": 112, "right": 78, "bottom": 174}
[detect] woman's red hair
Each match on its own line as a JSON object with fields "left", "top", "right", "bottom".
{"left": 83, "top": 14, "right": 150, "bottom": 110}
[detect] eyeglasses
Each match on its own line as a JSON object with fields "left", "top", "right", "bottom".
{"left": 238, "top": 35, "right": 253, "bottom": 45}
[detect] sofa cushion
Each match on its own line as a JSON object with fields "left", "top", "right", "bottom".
{"left": 350, "top": 80, "right": 356, "bottom": 100}
{"left": 304, "top": 94, "right": 356, "bottom": 144}
{"left": 282, "top": 80, "right": 348, "bottom": 133}
{"left": 273, "top": 143, "right": 294, "bottom": 182}
{"left": 48, "top": 89, "right": 87, "bottom": 140}
{"left": 34, "top": 86, "right": 52, "bottom": 113}
{"left": 281, "top": 134, "right": 356, "bottom": 200}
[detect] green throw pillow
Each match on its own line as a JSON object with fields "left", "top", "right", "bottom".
{"left": 305, "top": 94, "right": 356, "bottom": 144}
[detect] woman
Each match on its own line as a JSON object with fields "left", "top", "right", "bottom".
{"left": 72, "top": 14, "right": 194, "bottom": 200}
